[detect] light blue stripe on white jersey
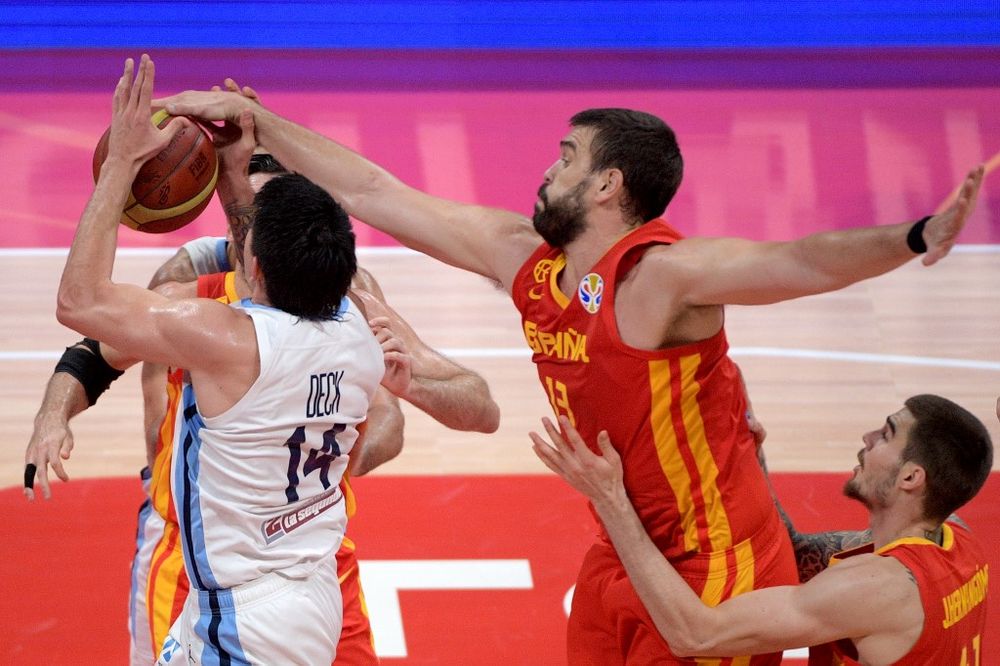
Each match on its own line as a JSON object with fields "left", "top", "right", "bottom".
{"left": 195, "top": 589, "right": 249, "bottom": 665}
{"left": 175, "top": 383, "right": 220, "bottom": 591}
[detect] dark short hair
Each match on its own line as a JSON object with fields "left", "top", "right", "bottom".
{"left": 570, "top": 108, "right": 683, "bottom": 223}
{"left": 251, "top": 174, "right": 356, "bottom": 320}
{"left": 902, "top": 394, "right": 993, "bottom": 522}
{"left": 248, "top": 153, "right": 287, "bottom": 176}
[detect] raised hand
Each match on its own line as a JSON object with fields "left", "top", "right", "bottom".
{"left": 204, "top": 78, "right": 262, "bottom": 156}
{"left": 153, "top": 86, "right": 255, "bottom": 125}
{"left": 921, "top": 165, "right": 985, "bottom": 267}
{"left": 107, "top": 55, "right": 188, "bottom": 169}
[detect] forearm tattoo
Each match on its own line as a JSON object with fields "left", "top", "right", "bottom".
{"left": 791, "top": 528, "right": 873, "bottom": 583}
{"left": 755, "top": 445, "right": 873, "bottom": 583}
{"left": 224, "top": 203, "right": 255, "bottom": 265}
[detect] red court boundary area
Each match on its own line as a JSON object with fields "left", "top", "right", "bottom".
{"left": 1, "top": 473, "right": 997, "bottom": 664}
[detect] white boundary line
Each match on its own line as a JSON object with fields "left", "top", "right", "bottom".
{"left": 3, "top": 346, "right": 999, "bottom": 371}
{"left": 434, "top": 347, "right": 1000, "bottom": 370}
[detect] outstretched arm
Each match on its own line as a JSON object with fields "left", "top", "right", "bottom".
{"left": 155, "top": 87, "right": 540, "bottom": 289}
{"left": 663, "top": 165, "right": 984, "bottom": 307}
{"left": 356, "top": 287, "right": 500, "bottom": 433}
{"left": 530, "top": 416, "right": 912, "bottom": 657}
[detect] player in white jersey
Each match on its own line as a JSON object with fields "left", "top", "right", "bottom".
{"left": 175, "top": 296, "right": 381, "bottom": 589}
{"left": 56, "top": 56, "right": 380, "bottom": 664}
{"left": 165, "top": 295, "right": 383, "bottom": 664}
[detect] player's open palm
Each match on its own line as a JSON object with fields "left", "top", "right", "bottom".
{"left": 922, "top": 165, "right": 984, "bottom": 266}
{"left": 107, "top": 55, "right": 187, "bottom": 168}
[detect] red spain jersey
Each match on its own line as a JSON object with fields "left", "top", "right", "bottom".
{"left": 512, "top": 220, "right": 780, "bottom": 562}
{"left": 829, "top": 522, "right": 989, "bottom": 666}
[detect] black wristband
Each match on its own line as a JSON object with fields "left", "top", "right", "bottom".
{"left": 53, "top": 338, "right": 125, "bottom": 406}
{"left": 906, "top": 216, "right": 931, "bottom": 254}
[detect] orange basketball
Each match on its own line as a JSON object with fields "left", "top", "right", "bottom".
{"left": 91, "top": 110, "right": 218, "bottom": 233}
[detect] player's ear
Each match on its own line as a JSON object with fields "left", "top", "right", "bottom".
{"left": 249, "top": 254, "right": 263, "bottom": 286}
{"left": 898, "top": 462, "right": 926, "bottom": 491}
{"left": 595, "top": 168, "right": 624, "bottom": 204}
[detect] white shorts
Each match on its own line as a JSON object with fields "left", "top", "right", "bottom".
{"left": 157, "top": 557, "right": 342, "bottom": 666}
{"left": 130, "top": 468, "right": 162, "bottom": 666}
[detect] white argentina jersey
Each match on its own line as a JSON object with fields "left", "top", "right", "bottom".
{"left": 171, "top": 297, "right": 383, "bottom": 591}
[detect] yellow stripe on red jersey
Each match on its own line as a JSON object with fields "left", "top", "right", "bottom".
{"left": 512, "top": 221, "right": 777, "bottom": 560}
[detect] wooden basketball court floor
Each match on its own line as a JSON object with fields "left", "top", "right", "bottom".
{"left": 1, "top": 46, "right": 999, "bottom": 664}
{"left": 2, "top": 245, "right": 998, "bottom": 483}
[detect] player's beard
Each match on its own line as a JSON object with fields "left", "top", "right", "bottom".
{"left": 843, "top": 461, "right": 900, "bottom": 510}
{"left": 532, "top": 178, "right": 591, "bottom": 248}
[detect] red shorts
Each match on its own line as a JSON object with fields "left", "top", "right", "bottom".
{"left": 567, "top": 510, "right": 797, "bottom": 665}
{"left": 334, "top": 538, "right": 379, "bottom": 665}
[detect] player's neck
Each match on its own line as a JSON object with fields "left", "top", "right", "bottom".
{"left": 869, "top": 503, "right": 937, "bottom": 548}
{"left": 560, "top": 216, "right": 640, "bottom": 285}
{"left": 250, "top": 282, "right": 273, "bottom": 308}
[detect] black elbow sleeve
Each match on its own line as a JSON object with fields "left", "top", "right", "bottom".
{"left": 53, "top": 338, "right": 125, "bottom": 406}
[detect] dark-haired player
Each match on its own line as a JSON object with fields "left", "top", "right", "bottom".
{"left": 158, "top": 83, "right": 985, "bottom": 664}
{"left": 27, "top": 119, "right": 497, "bottom": 665}
{"left": 57, "top": 56, "right": 383, "bottom": 664}
{"left": 533, "top": 395, "right": 992, "bottom": 665}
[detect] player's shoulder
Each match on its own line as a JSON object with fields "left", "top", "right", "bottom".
{"left": 628, "top": 240, "right": 694, "bottom": 284}
{"left": 798, "top": 552, "right": 918, "bottom": 623}
{"left": 828, "top": 551, "right": 918, "bottom": 596}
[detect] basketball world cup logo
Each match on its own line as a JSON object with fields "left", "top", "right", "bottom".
{"left": 529, "top": 258, "right": 555, "bottom": 300}
{"left": 578, "top": 273, "right": 604, "bottom": 314}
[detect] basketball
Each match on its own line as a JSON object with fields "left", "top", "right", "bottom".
{"left": 91, "top": 109, "right": 218, "bottom": 233}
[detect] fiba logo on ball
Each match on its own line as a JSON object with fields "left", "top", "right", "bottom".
{"left": 91, "top": 109, "right": 218, "bottom": 233}
{"left": 577, "top": 273, "right": 604, "bottom": 314}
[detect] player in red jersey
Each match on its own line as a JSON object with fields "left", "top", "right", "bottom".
{"left": 532, "top": 394, "right": 993, "bottom": 665}
{"left": 159, "top": 89, "right": 984, "bottom": 663}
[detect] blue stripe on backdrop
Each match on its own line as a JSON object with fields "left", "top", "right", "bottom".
{"left": 1, "top": 1, "right": 999, "bottom": 49}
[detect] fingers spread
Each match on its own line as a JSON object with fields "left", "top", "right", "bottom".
{"left": 113, "top": 58, "right": 134, "bottom": 114}
{"left": 137, "top": 54, "right": 155, "bottom": 113}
